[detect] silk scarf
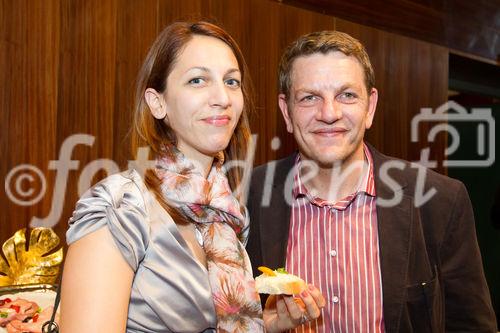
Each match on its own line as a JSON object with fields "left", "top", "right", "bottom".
{"left": 154, "top": 149, "right": 264, "bottom": 332}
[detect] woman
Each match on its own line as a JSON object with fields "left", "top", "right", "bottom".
{"left": 60, "top": 21, "right": 324, "bottom": 333}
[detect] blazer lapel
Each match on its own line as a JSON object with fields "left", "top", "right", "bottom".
{"left": 370, "top": 145, "right": 413, "bottom": 332}
{"left": 260, "top": 155, "right": 295, "bottom": 269}
{"left": 376, "top": 193, "right": 413, "bottom": 332}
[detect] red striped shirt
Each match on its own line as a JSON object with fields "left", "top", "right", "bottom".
{"left": 286, "top": 144, "right": 385, "bottom": 333}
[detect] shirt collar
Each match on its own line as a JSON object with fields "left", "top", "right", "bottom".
{"left": 292, "top": 143, "right": 376, "bottom": 209}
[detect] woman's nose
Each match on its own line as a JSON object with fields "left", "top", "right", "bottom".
{"left": 209, "top": 82, "right": 231, "bottom": 109}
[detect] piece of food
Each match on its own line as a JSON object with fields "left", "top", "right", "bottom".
{"left": 0, "top": 298, "right": 39, "bottom": 327}
{"left": 257, "top": 266, "right": 277, "bottom": 277}
{"left": 0, "top": 289, "right": 58, "bottom": 333}
{"left": 255, "top": 266, "right": 306, "bottom": 295}
{"left": 6, "top": 305, "right": 59, "bottom": 333}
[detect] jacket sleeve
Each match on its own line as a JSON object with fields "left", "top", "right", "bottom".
{"left": 439, "top": 182, "right": 497, "bottom": 332}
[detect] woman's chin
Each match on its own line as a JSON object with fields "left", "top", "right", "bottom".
{"left": 199, "top": 142, "right": 230, "bottom": 158}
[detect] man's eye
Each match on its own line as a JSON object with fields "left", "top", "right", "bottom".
{"left": 338, "top": 92, "right": 358, "bottom": 103}
{"left": 341, "top": 92, "right": 356, "bottom": 99}
{"left": 301, "top": 95, "right": 316, "bottom": 102}
{"left": 225, "top": 78, "right": 241, "bottom": 88}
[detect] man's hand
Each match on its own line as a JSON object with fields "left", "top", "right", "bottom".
{"left": 263, "top": 284, "right": 326, "bottom": 333}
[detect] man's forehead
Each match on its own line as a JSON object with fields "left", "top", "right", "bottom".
{"left": 290, "top": 51, "right": 361, "bottom": 73}
{"left": 289, "top": 51, "right": 365, "bottom": 90}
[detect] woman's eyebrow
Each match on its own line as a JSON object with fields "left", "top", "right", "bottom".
{"left": 225, "top": 68, "right": 241, "bottom": 75}
{"left": 184, "top": 67, "right": 240, "bottom": 76}
{"left": 185, "top": 66, "right": 210, "bottom": 74}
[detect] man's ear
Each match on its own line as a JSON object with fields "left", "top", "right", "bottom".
{"left": 365, "top": 87, "right": 378, "bottom": 129}
{"left": 278, "top": 94, "right": 294, "bottom": 133}
{"left": 144, "top": 88, "right": 167, "bottom": 119}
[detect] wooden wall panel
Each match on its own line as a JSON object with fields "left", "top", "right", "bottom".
{"left": 0, "top": 0, "right": 448, "bottom": 246}
{"left": 54, "top": 0, "right": 118, "bottom": 238}
{"left": 113, "top": 0, "right": 158, "bottom": 167}
{"left": 0, "top": 0, "right": 60, "bottom": 240}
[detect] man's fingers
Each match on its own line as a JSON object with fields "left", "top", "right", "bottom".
{"left": 293, "top": 297, "right": 305, "bottom": 310}
{"left": 307, "top": 284, "right": 326, "bottom": 308}
{"left": 283, "top": 295, "right": 305, "bottom": 321}
{"left": 297, "top": 285, "right": 325, "bottom": 320}
{"left": 275, "top": 296, "right": 289, "bottom": 319}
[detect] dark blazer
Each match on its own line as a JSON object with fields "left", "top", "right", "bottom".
{"left": 246, "top": 144, "right": 497, "bottom": 332}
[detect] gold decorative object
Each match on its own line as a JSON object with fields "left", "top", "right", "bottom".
{"left": 0, "top": 228, "right": 63, "bottom": 286}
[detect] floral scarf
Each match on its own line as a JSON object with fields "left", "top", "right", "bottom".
{"left": 154, "top": 149, "right": 264, "bottom": 332}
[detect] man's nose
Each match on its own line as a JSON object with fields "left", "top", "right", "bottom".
{"left": 316, "top": 99, "right": 342, "bottom": 123}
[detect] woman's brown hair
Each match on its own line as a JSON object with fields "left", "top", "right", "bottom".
{"left": 130, "top": 21, "right": 253, "bottom": 223}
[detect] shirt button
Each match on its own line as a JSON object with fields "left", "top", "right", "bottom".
{"left": 329, "top": 249, "right": 337, "bottom": 257}
{"left": 333, "top": 296, "right": 339, "bottom": 303}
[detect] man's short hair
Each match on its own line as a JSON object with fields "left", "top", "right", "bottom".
{"left": 278, "top": 31, "right": 375, "bottom": 99}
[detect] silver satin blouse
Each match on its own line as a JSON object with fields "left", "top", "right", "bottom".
{"left": 66, "top": 170, "right": 218, "bottom": 333}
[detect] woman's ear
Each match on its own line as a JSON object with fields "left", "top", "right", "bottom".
{"left": 144, "top": 88, "right": 167, "bottom": 119}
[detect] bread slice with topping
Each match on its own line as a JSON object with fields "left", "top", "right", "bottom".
{"left": 255, "top": 266, "right": 306, "bottom": 295}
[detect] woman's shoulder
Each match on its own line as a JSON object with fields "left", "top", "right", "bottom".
{"left": 86, "top": 169, "right": 149, "bottom": 209}
{"left": 67, "top": 170, "right": 152, "bottom": 269}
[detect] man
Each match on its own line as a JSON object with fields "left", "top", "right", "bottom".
{"left": 246, "top": 31, "right": 497, "bottom": 332}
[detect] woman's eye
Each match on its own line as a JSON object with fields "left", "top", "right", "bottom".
{"left": 188, "top": 77, "right": 205, "bottom": 85}
{"left": 225, "top": 78, "right": 241, "bottom": 88}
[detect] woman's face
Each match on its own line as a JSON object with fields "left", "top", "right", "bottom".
{"left": 150, "top": 35, "right": 244, "bottom": 162}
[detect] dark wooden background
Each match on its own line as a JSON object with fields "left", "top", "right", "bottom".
{"left": 1, "top": 0, "right": 453, "bottom": 245}
{"left": 283, "top": 0, "right": 500, "bottom": 63}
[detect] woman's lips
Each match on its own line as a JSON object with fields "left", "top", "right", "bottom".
{"left": 202, "top": 115, "right": 231, "bottom": 126}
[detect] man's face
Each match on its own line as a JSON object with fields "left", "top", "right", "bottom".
{"left": 279, "top": 51, "right": 378, "bottom": 167}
